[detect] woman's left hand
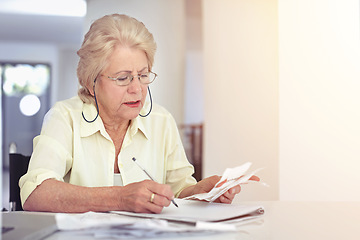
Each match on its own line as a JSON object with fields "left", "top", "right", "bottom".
{"left": 214, "top": 175, "right": 260, "bottom": 203}
{"left": 179, "top": 175, "right": 260, "bottom": 204}
{"left": 195, "top": 176, "right": 240, "bottom": 204}
{"left": 213, "top": 177, "right": 241, "bottom": 204}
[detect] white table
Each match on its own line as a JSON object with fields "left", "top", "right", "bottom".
{"left": 3, "top": 201, "right": 360, "bottom": 240}
{"left": 244, "top": 201, "right": 360, "bottom": 240}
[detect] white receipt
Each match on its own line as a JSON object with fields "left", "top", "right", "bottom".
{"left": 184, "top": 162, "right": 267, "bottom": 202}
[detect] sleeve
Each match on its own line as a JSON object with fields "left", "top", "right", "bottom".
{"left": 19, "top": 104, "right": 74, "bottom": 206}
{"left": 164, "top": 114, "right": 197, "bottom": 197}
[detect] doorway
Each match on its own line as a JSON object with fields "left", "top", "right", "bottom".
{"left": 1, "top": 62, "right": 51, "bottom": 210}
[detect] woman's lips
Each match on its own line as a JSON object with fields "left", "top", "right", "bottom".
{"left": 124, "top": 100, "right": 141, "bottom": 108}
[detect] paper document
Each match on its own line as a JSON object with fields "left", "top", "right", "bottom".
{"left": 112, "top": 198, "right": 264, "bottom": 223}
{"left": 56, "top": 199, "right": 264, "bottom": 238}
{"left": 184, "top": 162, "right": 267, "bottom": 202}
{"left": 55, "top": 210, "right": 245, "bottom": 238}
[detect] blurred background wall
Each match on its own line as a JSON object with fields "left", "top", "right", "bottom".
{"left": 1, "top": 0, "right": 360, "bottom": 210}
{"left": 203, "top": 0, "right": 279, "bottom": 201}
{"left": 278, "top": 0, "right": 360, "bottom": 201}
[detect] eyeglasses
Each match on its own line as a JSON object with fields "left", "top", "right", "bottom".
{"left": 107, "top": 71, "right": 157, "bottom": 86}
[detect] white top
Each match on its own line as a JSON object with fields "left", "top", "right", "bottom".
{"left": 113, "top": 173, "right": 123, "bottom": 186}
{"left": 19, "top": 96, "right": 197, "bottom": 206}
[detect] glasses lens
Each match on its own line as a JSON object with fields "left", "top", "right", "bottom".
{"left": 113, "top": 74, "right": 131, "bottom": 86}
{"left": 140, "top": 72, "right": 156, "bottom": 84}
{"left": 110, "top": 72, "right": 157, "bottom": 86}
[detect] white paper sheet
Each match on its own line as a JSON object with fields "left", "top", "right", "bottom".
{"left": 55, "top": 212, "right": 140, "bottom": 230}
{"left": 184, "top": 162, "right": 268, "bottom": 202}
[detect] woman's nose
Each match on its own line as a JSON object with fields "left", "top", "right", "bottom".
{"left": 127, "top": 76, "right": 141, "bottom": 93}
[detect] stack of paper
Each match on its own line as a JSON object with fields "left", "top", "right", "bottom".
{"left": 56, "top": 211, "right": 225, "bottom": 238}
{"left": 56, "top": 199, "right": 264, "bottom": 238}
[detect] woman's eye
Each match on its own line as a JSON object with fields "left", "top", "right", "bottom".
{"left": 116, "top": 76, "right": 128, "bottom": 81}
{"left": 140, "top": 73, "right": 149, "bottom": 78}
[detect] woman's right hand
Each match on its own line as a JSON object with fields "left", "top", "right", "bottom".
{"left": 117, "top": 180, "right": 175, "bottom": 213}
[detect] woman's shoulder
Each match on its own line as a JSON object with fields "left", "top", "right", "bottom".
{"left": 44, "top": 96, "right": 84, "bottom": 122}
{"left": 148, "top": 102, "right": 173, "bottom": 118}
{"left": 53, "top": 96, "right": 83, "bottom": 110}
{"left": 41, "top": 96, "right": 84, "bottom": 131}
{"left": 142, "top": 102, "right": 178, "bottom": 128}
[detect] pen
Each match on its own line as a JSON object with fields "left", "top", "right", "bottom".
{"left": 132, "top": 157, "right": 178, "bottom": 208}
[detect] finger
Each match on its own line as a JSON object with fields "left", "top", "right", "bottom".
{"left": 213, "top": 194, "right": 232, "bottom": 204}
{"left": 143, "top": 181, "right": 174, "bottom": 210}
{"left": 141, "top": 180, "right": 174, "bottom": 203}
{"left": 133, "top": 192, "right": 165, "bottom": 214}
{"left": 229, "top": 185, "right": 241, "bottom": 194}
{"left": 149, "top": 192, "right": 171, "bottom": 208}
{"left": 146, "top": 181, "right": 175, "bottom": 201}
{"left": 150, "top": 193, "right": 156, "bottom": 203}
{"left": 207, "top": 175, "right": 221, "bottom": 185}
{"left": 127, "top": 193, "right": 160, "bottom": 213}
{"left": 192, "top": 175, "right": 221, "bottom": 194}
{"left": 120, "top": 181, "right": 169, "bottom": 213}
{"left": 221, "top": 191, "right": 235, "bottom": 202}
{"left": 201, "top": 175, "right": 221, "bottom": 189}
{"left": 146, "top": 202, "right": 164, "bottom": 214}
{"left": 216, "top": 185, "right": 241, "bottom": 204}
{"left": 219, "top": 195, "right": 232, "bottom": 204}
{"left": 215, "top": 179, "right": 227, "bottom": 188}
{"left": 250, "top": 175, "right": 260, "bottom": 181}
{"left": 220, "top": 185, "right": 241, "bottom": 198}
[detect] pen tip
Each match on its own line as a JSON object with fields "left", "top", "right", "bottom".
{"left": 172, "top": 200, "right": 179, "bottom": 208}
{"left": 132, "top": 157, "right": 136, "bottom": 161}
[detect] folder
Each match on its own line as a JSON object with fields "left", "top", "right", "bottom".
{"left": 111, "top": 199, "right": 264, "bottom": 224}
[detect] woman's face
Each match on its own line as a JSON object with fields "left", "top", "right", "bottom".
{"left": 95, "top": 45, "right": 149, "bottom": 123}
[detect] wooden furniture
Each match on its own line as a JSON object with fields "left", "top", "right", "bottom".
{"left": 179, "top": 123, "right": 203, "bottom": 181}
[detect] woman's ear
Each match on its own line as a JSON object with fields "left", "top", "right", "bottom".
{"left": 88, "top": 79, "right": 97, "bottom": 96}
{"left": 88, "top": 86, "right": 94, "bottom": 96}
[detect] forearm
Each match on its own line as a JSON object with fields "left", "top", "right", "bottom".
{"left": 178, "top": 185, "right": 196, "bottom": 199}
{"left": 23, "top": 179, "right": 121, "bottom": 213}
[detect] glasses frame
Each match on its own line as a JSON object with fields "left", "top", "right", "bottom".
{"left": 106, "top": 71, "right": 157, "bottom": 86}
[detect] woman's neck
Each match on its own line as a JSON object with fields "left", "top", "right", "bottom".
{"left": 102, "top": 118, "right": 131, "bottom": 174}
{"left": 103, "top": 120, "right": 130, "bottom": 135}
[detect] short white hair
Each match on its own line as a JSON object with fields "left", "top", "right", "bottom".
{"left": 77, "top": 14, "right": 157, "bottom": 104}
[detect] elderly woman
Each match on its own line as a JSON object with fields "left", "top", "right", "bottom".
{"left": 19, "top": 14, "right": 250, "bottom": 214}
